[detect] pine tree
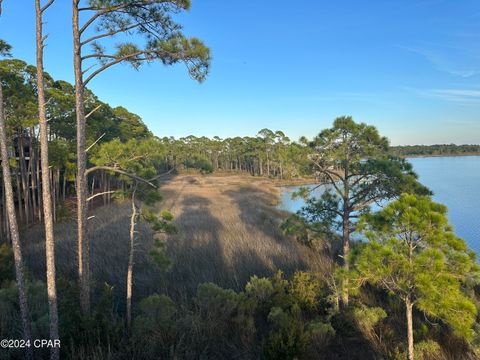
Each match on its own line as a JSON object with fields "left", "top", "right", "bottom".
{"left": 35, "top": 2, "right": 60, "bottom": 359}
{"left": 91, "top": 138, "right": 175, "bottom": 329}
{"left": 298, "top": 116, "right": 430, "bottom": 306}
{"left": 352, "top": 194, "right": 478, "bottom": 360}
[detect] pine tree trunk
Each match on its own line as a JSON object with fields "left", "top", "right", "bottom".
{"left": 19, "top": 141, "right": 30, "bottom": 225}
{"left": 0, "top": 77, "right": 33, "bottom": 360}
{"left": 38, "top": 149, "right": 43, "bottom": 222}
{"left": 266, "top": 152, "right": 270, "bottom": 177}
{"left": 62, "top": 172, "right": 66, "bottom": 201}
{"left": 0, "top": 181, "right": 3, "bottom": 240}
{"left": 406, "top": 294, "right": 414, "bottom": 360}
{"left": 35, "top": 150, "right": 42, "bottom": 222}
{"left": 341, "top": 174, "right": 351, "bottom": 308}
{"left": 72, "top": 0, "right": 90, "bottom": 315}
{"left": 15, "top": 170, "right": 23, "bottom": 224}
{"left": 29, "top": 130, "right": 38, "bottom": 221}
{"left": 126, "top": 185, "right": 137, "bottom": 329}
{"left": 35, "top": 2, "right": 60, "bottom": 359}
{"left": 341, "top": 212, "right": 350, "bottom": 307}
{"left": 341, "top": 164, "right": 351, "bottom": 308}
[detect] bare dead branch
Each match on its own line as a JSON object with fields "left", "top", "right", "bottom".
{"left": 86, "top": 132, "right": 105, "bottom": 152}
{"left": 85, "top": 104, "right": 102, "bottom": 119}
{"left": 87, "top": 191, "right": 116, "bottom": 202}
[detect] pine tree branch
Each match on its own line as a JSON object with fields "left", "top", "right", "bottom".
{"left": 81, "top": 21, "right": 149, "bottom": 46}
{"left": 86, "top": 166, "right": 157, "bottom": 188}
{"left": 78, "top": 0, "right": 160, "bottom": 34}
{"left": 82, "top": 51, "right": 144, "bottom": 87}
{"left": 82, "top": 49, "right": 185, "bottom": 87}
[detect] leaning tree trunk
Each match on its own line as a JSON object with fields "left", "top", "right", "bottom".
{"left": 405, "top": 294, "right": 414, "bottom": 360}
{"left": 72, "top": 0, "right": 90, "bottom": 315}
{"left": 35, "top": 2, "right": 60, "bottom": 358}
{"left": 126, "top": 184, "right": 138, "bottom": 330}
{"left": 0, "top": 77, "right": 33, "bottom": 360}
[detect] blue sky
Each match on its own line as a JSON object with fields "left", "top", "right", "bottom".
{"left": 1, "top": 0, "right": 479, "bottom": 145}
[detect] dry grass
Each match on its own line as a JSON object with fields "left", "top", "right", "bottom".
{"left": 156, "top": 174, "right": 331, "bottom": 299}
{"left": 22, "top": 174, "right": 331, "bottom": 305}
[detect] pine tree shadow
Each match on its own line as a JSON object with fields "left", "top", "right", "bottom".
{"left": 223, "top": 185, "right": 311, "bottom": 277}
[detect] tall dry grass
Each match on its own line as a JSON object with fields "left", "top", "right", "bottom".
{"left": 22, "top": 174, "right": 331, "bottom": 305}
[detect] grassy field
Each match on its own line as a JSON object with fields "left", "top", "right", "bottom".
{"left": 23, "top": 174, "right": 330, "bottom": 305}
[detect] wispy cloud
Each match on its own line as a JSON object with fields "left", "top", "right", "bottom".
{"left": 413, "top": 88, "right": 480, "bottom": 104}
{"left": 401, "top": 45, "right": 480, "bottom": 78}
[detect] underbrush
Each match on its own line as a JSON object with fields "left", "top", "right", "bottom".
{"left": 1, "top": 245, "right": 478, "bottom": 360}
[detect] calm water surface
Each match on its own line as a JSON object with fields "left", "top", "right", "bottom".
{"left": 278, "top": 156, "right": 480, "bottom": 254}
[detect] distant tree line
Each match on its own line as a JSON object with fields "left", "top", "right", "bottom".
{"left": 391, "top": 144, "right": 480, "bottom": 157}
{"left": 159, "top": 129, "right": 313, "bottom": 178}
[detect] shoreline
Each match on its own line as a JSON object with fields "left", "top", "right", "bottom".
{"left": 400, "top": 153, "right": 480, "bottom": 159}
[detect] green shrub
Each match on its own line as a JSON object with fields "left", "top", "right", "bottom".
{"left": 352, "top": 305, "right": 388, "bottom": 355}
{"left": 245, "top": 275, "right": 274, "bottom": 302}
{"left": 415, "top": 340, "right": 445, "bottom": 360}
{"left": 196, "top": 282, "right": 240, "bottom": 319}
{"left": 132, "top": 294, "right": 177, "bottom": 359}
{"left": 290, "top": 272, "right": 322, "bottom": 312}
{"left": 135, "top": 294, "right": 177, "bottom": 331}
{"left": 264, "top": 304, "right": 310, "bottom": 360}
{"left": 306, "top": 319, "right": 336, "bottom": 355}
{"left": 184, "top": 155, "right": 213, "bottom": 174}
{"left": 352, "top": 306, "right": 387, "bottom": 335}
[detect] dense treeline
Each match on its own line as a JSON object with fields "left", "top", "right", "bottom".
{"left": 0, "top": 58, "right": 152, "bottom": 239}
{"left": 159, "top": 129, "right": 312, "bottom": 178}
{"left": 391, "top": 144, "right": 480, "bottom": 157}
